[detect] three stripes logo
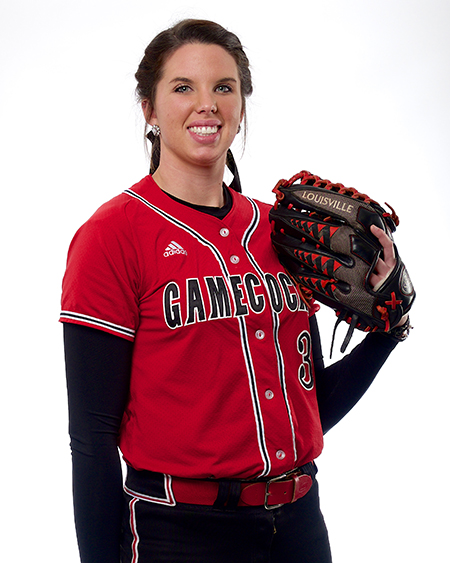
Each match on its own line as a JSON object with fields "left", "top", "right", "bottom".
{"left": 164, "top": 241, "right": 188, "bottom": 257}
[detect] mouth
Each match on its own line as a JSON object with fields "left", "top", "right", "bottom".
{"left": 188, "top": 125, "right": 220, "bottom": 136}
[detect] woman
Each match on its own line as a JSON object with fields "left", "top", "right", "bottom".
{"left": 61, "top": 19, "right": 409, "bottom": 563}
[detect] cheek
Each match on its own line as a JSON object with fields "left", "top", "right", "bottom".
{"left": 162, "top": 99, "right": 194, "bottom": 126}
{"left": 224, "top": 99, "right": 243, "bottom": 124}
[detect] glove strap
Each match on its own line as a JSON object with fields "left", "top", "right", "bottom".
{"left": 330, "top": 311, "right": 344, "bottom": 358}
{"left": 387, "top": 315, "right": 412, "bottom": 342}
{"left": 330, "top": 312, "right": 360, "bottom": 358}
{"left": 341, "top": 315, "right": 359, "bottom": 354}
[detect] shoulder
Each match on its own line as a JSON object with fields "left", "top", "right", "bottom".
{"left": 64, "top": 177, "right": 158, "bottom": 274}
{"left": 232, "top": 191, "right": 272, "bottom": 217}
{"left": 91, "top": 176, "right": 153, "bottom": 220}
{"left": 73, "top": 176, "right": 153, "bottom": 238}
{"left": 86, "top": 193, "right": 130, "bottom": 227}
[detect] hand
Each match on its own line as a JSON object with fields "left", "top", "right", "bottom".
{"left": 369, "top": 225, "right": 409, "bottom": 330}
{"left": 369, "top": 224, "right": 396, "bottom": 290}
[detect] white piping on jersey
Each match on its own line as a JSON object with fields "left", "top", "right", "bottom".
{"left": 237, "top": 313, "right": 271, "bottom": 477}
{"left": 124, "top": 474, "right": 176, "bottom": 506}
{"left": 60, "top": 311, "right": 135, "bottom": 339}
{"left": 124, "top": 189, "right": 230, "bottom": 276}
{"left": 128, "top": 497, "right": 140, "bottom": 563}
{"left": 124, "top": 188, "right": 272, "bottom": 477}
{"left": 241, "top": 196, "right": 298, "bottom": 465}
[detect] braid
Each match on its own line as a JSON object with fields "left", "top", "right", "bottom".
{"left": 150, "top": 136, "right": 161, "bottom": 174}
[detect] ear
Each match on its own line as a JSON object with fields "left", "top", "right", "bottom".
{"left": 238, "top": 107, "right": 245, "bottom": 134}
{"left": 239, "top": 104, "right": 246, "bottom": 131}
{"left": 142, "top": 100, "right": 157, "bottom": 125}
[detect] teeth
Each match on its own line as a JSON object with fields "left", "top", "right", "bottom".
{"left": 189, "top": 126, "right": 219, "bottom": 135}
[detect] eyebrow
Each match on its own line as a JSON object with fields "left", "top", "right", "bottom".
{"left": 169, "top": 76, "right": 238, "bottom": 84}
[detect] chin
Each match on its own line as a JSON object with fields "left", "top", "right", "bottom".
{"left": 189, "top": 148, "right": 228, "bottom": 168}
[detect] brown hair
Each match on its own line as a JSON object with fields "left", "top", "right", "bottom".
{"left": 135, "top": 19, "right": 253, "bottom": 173}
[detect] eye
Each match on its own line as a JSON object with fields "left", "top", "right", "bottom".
{"left": 174, "top": 84, "right": 192, "bottom": 93}
{"left": 216, "top": 84, "right": 233, "bottom": 93}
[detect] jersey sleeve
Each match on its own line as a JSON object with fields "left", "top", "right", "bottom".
{"left": 60, "top": 198, "right": 140, "bottom": 341}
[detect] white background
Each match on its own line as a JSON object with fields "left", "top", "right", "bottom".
{"left": 1, "top": 0, "right": 449, "bottom": 561}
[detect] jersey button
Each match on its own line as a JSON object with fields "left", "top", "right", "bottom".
{"left": 276, "top": 450, "right": 286, "bottom": 460}
{"left": 265, "top": 389, "right": 274, "bottom": 400}
{"left": 230, "top": 255, "right": 240, "bottom": 264}
{"left": 255, "top": 330, "right": 265, "bottom": 340}
{"left": 220, "top": 228, "right": 230, "bottom": 237}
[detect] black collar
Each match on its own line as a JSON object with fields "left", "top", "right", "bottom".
{"left": 163, "top": 184, "right": 232, "bottom": 219}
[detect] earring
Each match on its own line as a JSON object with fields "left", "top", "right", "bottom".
{"left": 151, "top": 124, "right": 160, "bottom": 137}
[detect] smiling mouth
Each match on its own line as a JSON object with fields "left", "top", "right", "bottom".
{"left": 188, "top": 125, "right": 219, "bottom": 136}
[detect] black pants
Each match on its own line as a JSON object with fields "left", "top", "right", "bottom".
{"left": 121, "top": 468, "right": 332, "bottom": 563}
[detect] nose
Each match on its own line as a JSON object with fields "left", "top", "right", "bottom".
{"left": 196, "top": 91, "right": 217, "bottom": 114}
{"left": 198, "top": 102, "right": 217, "bottom": 114}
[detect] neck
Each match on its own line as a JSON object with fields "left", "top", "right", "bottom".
{"left": 152, "top": 159, "right": 226, "bottom": 208}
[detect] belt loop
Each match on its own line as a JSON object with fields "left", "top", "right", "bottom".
{"left": 213, "top": 481, "right": 231, "bottom": 509}
{"left": 226, "top": 481, "right": 242, "bottom": 510}
{"left": 213, "top": 480, "right": 242, "bottom": 510}
{"left": 300, "top": 461, "right": 317, "bottom": 477}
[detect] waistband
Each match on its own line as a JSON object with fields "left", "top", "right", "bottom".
{"left": 125, "top": 462, "right": 317, "bottom": 511}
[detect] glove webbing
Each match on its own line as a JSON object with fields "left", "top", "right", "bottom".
{"left": 273, "top": 171, "right": 399, "bottom": 230}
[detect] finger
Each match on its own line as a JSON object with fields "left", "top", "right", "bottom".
{"left": 373, "top": 258, "right": 389, "bottom": 277}
{"left": 370, "top": 224, "right": 396, "bottom": 267}
{"left": 369, "top": 264, "right": 388, "bottom": 288}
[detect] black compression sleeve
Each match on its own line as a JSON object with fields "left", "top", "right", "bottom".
{"left": 310, "top": 315, "right": 399, "bottom": 434}
{"left": 64, "top": 323, "right": 133, "bottom": 563}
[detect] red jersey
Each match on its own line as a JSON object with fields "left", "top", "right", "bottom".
{"left": 60, "top": 175, "right": 323, "bottom": 480}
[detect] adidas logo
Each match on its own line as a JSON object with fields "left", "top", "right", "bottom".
{"left": 164, "top": 241, "right": 188, "bottom": 257}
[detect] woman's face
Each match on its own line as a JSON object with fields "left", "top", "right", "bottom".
{"left": 146, "top": 43, "right": 243, "bottom": 173}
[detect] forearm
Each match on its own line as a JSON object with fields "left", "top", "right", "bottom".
{"left": 311, "top": 315, "right": 398, "bottom": 434}
{"left": 71, "top": 443, "right": 124, "bottom": 562}
{"left": 318, "top": 333, "right": 398, "bottom": 433}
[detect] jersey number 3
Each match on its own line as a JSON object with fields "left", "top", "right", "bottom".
{"left": 297, "top": 331, "right": 314, "bottom": 391}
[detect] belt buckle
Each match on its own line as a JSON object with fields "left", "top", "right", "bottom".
{"left": 263, "top": 468, "right": 312, "bottom": 511}
{"left": 264, "top": 472, "right": 289, "bottom": 511}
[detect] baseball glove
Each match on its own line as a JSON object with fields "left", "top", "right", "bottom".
{"left": 269, "top": 171, "right": 415, "bottom": 354}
